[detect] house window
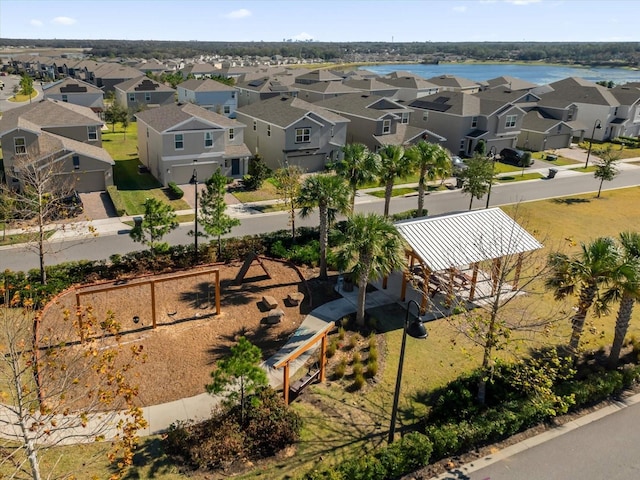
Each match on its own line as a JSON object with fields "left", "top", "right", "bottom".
{"left": 88, "top": 125, "right": 98, "bottom": 141}
{"left": 145, "top": 92, "right": 151, "bottom": 101}
{"left": 61, "top": 94, "right": 68, "bottom": 102}
{"left": 422, "top": 111, "right": 429, "bottom": 121}
{"left": 382, "top": 119, "right": 391, "bottom": 134}
{"left": 253, "top": 120, "right": 257, "bottom": 131}
{"left": 505, "top": 115, "right": 517, "bottom": 128}
{"left": 224, "top": 105, "right": 231, "bottom": 114}
{"left": 228, "top": 128, "right": 235, "bottom": 140}
{"left": 128, "top": 93, "right": 135, "bottom": 102}
{"left": 14, "top": 137, "right": 26, "bottom": 155}
{"left": 267, "top": 125, "right": 271, "bottom": 137}
{"left": 231, "top": 91, "right": 236, "bottom": 98}
{"left": 459, "top": 139, "right": 465, "bottom": 150}
{"left": 204, "top": 131, "right": 213, "bottom": 148}
{"left": 174, "top": 134, "right": 184, "bottom": 150}
{"left": 73, "top": 155, "right": 80, "bottom": 170}
{"left": 401, "top": 112, "right": 409, "bottom": 124}
{"left": 295, "top": 127, "right": 311, "bottom": 143}
{"left": 567, "top": 109, "right": 574, "bottom": 121}
{"left": 330, "top": 126, "right": 334, "bottom": 137}
{"left": 471, "top": 116, "right": 478, "bottom": 128}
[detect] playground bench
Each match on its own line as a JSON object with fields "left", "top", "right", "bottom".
{"left": 262, "top": 295, "right": 278, "bottom": 310}
{"left": 287, "top": 292, "right": 304, "bottom": 306}
{"left": 290, "top": 369, "right": 321, "bottom": 396}
{"left": 266, "top": 308, "right": 285, "bottom": 324}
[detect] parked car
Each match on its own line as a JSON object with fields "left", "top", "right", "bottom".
{"left": 451, "top": 155, "right": 468, "bottom": 176}
{"left": 499, "top": 148, "right": 534, "bottom": 167}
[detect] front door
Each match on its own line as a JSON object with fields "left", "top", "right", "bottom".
{"left": 231, "top": 158, "right": 240, "bottom": 176}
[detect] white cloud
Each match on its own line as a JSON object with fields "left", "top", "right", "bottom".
{"left": 224, "top": 8, "right": 251, "bottom": 19}
{"left": 505, "top": 0, "right": 541, "bottom": 4}
{"left": 30, "top": 19, "right": 43, "bottom": 27}
{"left": 293, "top": 32, "right": 313, "bottom": 41}
{"left": 452, "top": 5, "right": 467, "bottom": 12}
{"left": 52, "top": 16, "right": 76, "bottom": 26}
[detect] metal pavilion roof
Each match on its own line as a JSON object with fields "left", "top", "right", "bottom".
{"left": 395, "top": 208, "right": 543, "bottom": 272}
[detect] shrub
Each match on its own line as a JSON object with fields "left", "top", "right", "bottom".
{"left": 337, "top": 327, "right": 346, "bottom": 341}
{"left": 352, "top": 351, "right": 361, "bottom": 364}
{"left": 366, "top": 358, "right": 378, "bottom": 378}
{"left": 326, "top": 338, "right": 338, "bottom": 358}
{"left": 352, "top": 361, "right": 363, "bottom": 377}
{"left": 333, "top": 358, "right": 347, "bottom": 379}
{"left": 353, "top": 372, "right": 366, "bottom": 390}
{"left": 339, "top": 454, "right": 386, "bottom": 480}
{"left": 106, "top": 185, "right": 127, "bottom": 216}
{"left": 167, "top": 181, "right": 184, "bottom": 199}
{"left": 377, "top": 432, "right": 433, "bottom": 478}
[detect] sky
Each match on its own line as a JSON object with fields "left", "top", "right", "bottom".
{"left": 1, "top": 0, "right": 639, "bottom": 43}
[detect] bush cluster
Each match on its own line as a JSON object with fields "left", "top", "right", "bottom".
{"left": 612, "top": 136, "right": 640, "bottom": 148}
{"left": 167, "top": 181, "right": 184, "bottom": 199}
{"left": 164, "top": 387, "right": 301, "bottom": 470}
{"left": 302, "top": 432, "right": 433, "bottom": 480}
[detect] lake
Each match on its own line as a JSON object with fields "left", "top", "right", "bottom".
{"left": 362, "top": 63, "right": 640, "bottom": 86}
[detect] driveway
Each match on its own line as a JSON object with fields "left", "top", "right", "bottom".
{"left": 79, "top": 192, "right": 118, "bottom": 219}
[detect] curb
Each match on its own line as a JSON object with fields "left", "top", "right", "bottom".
{"left": 429, "top": 391, "right": 640, "bottom": 479}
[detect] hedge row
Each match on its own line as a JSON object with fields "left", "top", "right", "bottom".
{"left": 167, "top": 181, "right": 184, "bottom": 199}
{"left": 106, "top": 185, "right": 127, "bottom": 216}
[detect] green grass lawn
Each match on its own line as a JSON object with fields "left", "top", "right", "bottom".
{"left": 568, "top": 165, "right": 598, "bottom": 173}
{"left": 230, "top": 178, "right": 281, "bottom": 203}
{"left": 497, "top": 172, "right": 545, "bottom": 183}
{"left": 102, "top": 124, "right": 190, "bottom": 215}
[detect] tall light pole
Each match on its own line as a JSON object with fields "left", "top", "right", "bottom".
{"left": 388, "top": 299, "right": 428, "bottom": 444}
{"left": 189, "top": 169, "right": 198, "bottom": 265}
{"left": 584, "top": 119, "right": 602, "bottom": 169}
{"left": 485, "top": 146, "right": 497, "bottom": 209}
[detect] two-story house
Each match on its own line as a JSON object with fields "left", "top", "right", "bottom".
{"left": 90, "top": 63, "right": 143, "bottom": 93}
{"left": 135, "top": 103, "right": 251, "bottom": 185}
{"left": 426, "top": 75, "right": 481, "bottom": 94}
{"left": 408, "top": 90, "right": 526, "bottom": 156}
{"left": 42, "top": 78, "right": 105, "bottom": 116}
{"left": 377, "top": 75, "right": 440, "bottom": 101}
{"left": 534, "top": 77, "right": 620, "bottom": 143}
{"left": 236, "top": 96, "right": 349, "bottom": 171}
{"left": 235, "top": 77, "right": 299, "bottom": 107}
{"left": 608, "top": 84, "right": 640, "bottom": 138}
{"left": 315, "top": 93, "right": 438, "bottom": 152}
{"left": 177, "top": 78, "right": 238, "bottom": 117}
{"left": 0, "top": 99, "right": 114, "bottom": 192}
{"left": 114, "top": 76, "right": 175, "bottom": 116}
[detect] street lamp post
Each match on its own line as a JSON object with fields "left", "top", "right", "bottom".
{"left": 584, "top": 119, "right": 602, "bottom": 169}
{"left": 388, "top": 299, "right": 428, "bottom": 444}
{"left": 189, "top": 169, "right": 198, "bottom": 265}
{"left": 485, "top": 146, "right": 497, "bottom": 209}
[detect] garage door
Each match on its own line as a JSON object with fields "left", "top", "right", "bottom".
{"left": 66, "top": 170, "right": 106, "bottom": 193}
{"left": 172, "top": 163, "right": 219, "bottom": 185}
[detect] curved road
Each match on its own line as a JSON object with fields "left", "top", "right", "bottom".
{"left": 2, "top": 163, "right": 640, "bottom": 272}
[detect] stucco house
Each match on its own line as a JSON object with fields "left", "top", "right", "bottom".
{"left": 0, "top": 99, "right": 114, "bottom": 192}
{"left": 236, "top": 95, "right": 349, "bottom": 171}
{"left": 42, "top": 78, "right": 105, "bottom": 115}
{"left": 315, "top": 93, "right": 439, "bottom": 152}
{"left": 177, "top": 78, "right": 238, "bottom": 117}
{"left": 135, "top": 103, "right": 251, "bottom": 185}
{"left": 408, "top": 90, "right": 526, "bottom": 156}
{"left": 235, "top": 77, "right": 299, "bottom": 107}
{"left": 114, "top": 76, "right": 176, "bottom": 115}
{"left": 426, "top": 75, "right": 481, "bottom": 94}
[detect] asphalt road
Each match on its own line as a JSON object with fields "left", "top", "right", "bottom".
{"left": 2, "top": 162, "right": 640, "bottom": 273}
{"left": 441, "top": 398, "right": 640, "bottom": 480}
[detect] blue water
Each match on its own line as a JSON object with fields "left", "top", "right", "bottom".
{"left": 362, "top": 63, "right": 640, "bottom": 86}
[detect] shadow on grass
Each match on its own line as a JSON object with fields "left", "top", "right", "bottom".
{"left": 114, "top": 158, "right": 162, "bottom": 191}
{"left": 122, "top": 436, "right": 180, "bottom": 479}
{"left": 552, "top": 198, "right": 591, "bottom": 205}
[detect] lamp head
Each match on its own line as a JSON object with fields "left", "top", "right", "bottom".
{"left": 406, "top": 316, "right": 428, "bottom": 339}
{"left": 595, "top": 121, "right": 602, "bottom": 129}
{"left": 189, "top": 170, "right": 197, "bottom": 184}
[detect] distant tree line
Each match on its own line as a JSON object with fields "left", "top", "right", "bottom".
{"left": 2, "top": 38, "right": 640, "bottom": 66}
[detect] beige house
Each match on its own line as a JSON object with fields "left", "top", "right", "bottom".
{"left": 0, "top": 99, "right": 114, "bottom": 192}
{"left": 136, "top": 103, "right": 251, "bottom": 185}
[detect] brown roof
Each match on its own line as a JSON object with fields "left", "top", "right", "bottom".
{"left": 178, "top": 78, "right": 236, "bottom": 92}
{"left": 0, "top": 99, "right": 102, "bottom": 134}
{"left": 236, "top": 96, "right": 349, "bottom": 128}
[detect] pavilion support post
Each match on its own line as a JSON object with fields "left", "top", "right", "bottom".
{"left": 491, "top": 258, "right": 502, "bottom": 296}
{"left": 320, "top": 333, "right": 328, "bottom": 382}
{"left": 420, "top": 268, "right": 430, "bottom": 314}
{"left": 512, "top": 254, "right": 523, "bottom": 291}
{"left": 382, "top": 276, "right": 388, "bottom": 289}
{"left": 469, "top": 263, "right": 479, "bottom": 301}
{"left": 400, "top": 272, "right": 408, "bottom": 301}
{"left": 283, "top": 363, "right": 290, "bottom": 405}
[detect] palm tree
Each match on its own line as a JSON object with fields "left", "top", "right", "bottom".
{"left": 546, "top": 237, "right": 622, "bottom": 355}
{"left": 603, "top": 232, "right": 640, "bottom": 368}
{"left": 298, "top": 174, "right": 351, "bottom": 280}
{"left": 332, "top": 143, "right": 380, "bottom": 213}
{"left": 378, "top": 144, "right": 414, "bottom": 218}
{"left": 332, "top": 213, "right": 407, "bottom": 326}
{"left": 406, "top": 141, "right": 451, "bottom": 217}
